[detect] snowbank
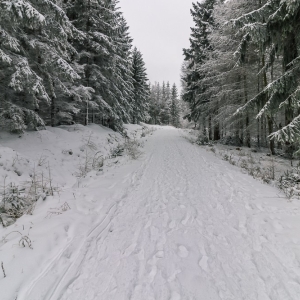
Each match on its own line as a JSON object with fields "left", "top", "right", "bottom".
{"left": 0, "top": 123, "right": 150, "bottom": 300}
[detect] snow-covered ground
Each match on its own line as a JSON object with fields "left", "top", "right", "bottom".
{"left": 1, "top": 126, "right": 300, "bottom": 299}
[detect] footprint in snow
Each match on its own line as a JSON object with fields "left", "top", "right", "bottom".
{"left": 155, "top": 250, "right": 164, "bottom": 258}
{"left": 123, "top": 243, "right": 137, "bottom": 257}
{"left": 167, "top": 269, "right": 182, "bottom": 283}
{"left": 169, "top": 220, "right": 176, "bottom": 229}
{"left": 272, "top": 220, "right": 283, "bottom": 231}
{"left": 170, "top": 291, "right": 181, "bottom": 300}
{"left": 148, "top": 265, "right": 157, "bottom": 283}
{"left": 199, "top": 255, "right": 209, "bottom": 271}
{"left": 181, "top": 213, "right": 190, "bottom": 226}
{"left": 245, "top": 202, "right": 253, "bottom": 210}
{"left": 144, "top": 220, "right": 152, "bottom": 229}
{"left": 178, "top": 245, "right": 189, "bottom": 258}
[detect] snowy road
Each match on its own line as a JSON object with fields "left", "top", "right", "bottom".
{"left": 21, "top": 127, "right": 300, "bottom": 300}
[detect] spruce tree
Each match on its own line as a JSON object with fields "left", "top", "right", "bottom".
{"left": 0, "top": 0, "right": 81, "bottom": 131}
{"left": 131, "top": 47, "right": 150, "bottom": 123}
{"left": 64, "top": 0, "right": 134, "bottom": 130}
{"left": 170, "top": 84, "right": 181, "bottom": 128}
{"left": 182, "top": 0, "right": 223, "bottom": 138}
{"left": 232, "top": 0, "right": 300, "bottom": 147}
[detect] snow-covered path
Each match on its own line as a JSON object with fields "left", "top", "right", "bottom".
{"left": 22, "top": 127, "right": 300, "bottom": 300}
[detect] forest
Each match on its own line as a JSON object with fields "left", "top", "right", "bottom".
{"left": 182, "top": 0, "right": 300, "bottom": 156}
{"left": 0, "top": 0, "right": 151, "bottom": 132}
{"left": 1, "top": 0, "right": 300, "bottom": 154}
{"left": 1, "top": 1, "right": 300, "bottom": 298}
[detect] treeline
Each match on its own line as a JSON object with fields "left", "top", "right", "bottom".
{"left": 182, "top": 0, "right": 300, "bottom": 154}
{"left": 148, "top": 82, "right": 182, "bottom": 128}
{"left": 0, "top": 0, "right": 149, "bottom": 132}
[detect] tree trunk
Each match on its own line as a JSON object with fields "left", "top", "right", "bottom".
{"left": 208, "top": 115, "right": 212, "bottom": 140}
{"left": 243, "top": 73, "right": 251, "bottom": 148}
{"left": 213, "top": 122, "right": 220, "bottom": 141}
{"left": 47, "top": 74, "right": 56, "bottom": 127}
{"left": 267, "top": 116, "right": 275, "bottom": 155}
{"left": 51, "top": 95, "right": 55, "bottom": 127}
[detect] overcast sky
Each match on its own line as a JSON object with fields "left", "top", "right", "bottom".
{"left": 118, "top": 0, "right": 195, "bottom": 89}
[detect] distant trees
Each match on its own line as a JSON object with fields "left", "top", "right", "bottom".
{"left": 0, "top": 0, "right": 150, "bottom": 133}
{"left": 182, "top": 0, "right": 300, "bottom": 154}
{"left": 148, "top": 82, "right": 182, "bottom": 127}
{"left": 131, "top": 48, "right": 150, "bottom": 123}
{"left": 170, "top": 84, "right": 181, "bottom": 127}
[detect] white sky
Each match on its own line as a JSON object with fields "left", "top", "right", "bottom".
{"left": 118, "top": 0, "right": 195, "bottom": 89}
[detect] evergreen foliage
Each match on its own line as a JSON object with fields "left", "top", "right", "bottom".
{"left": 170, "top": 84, "right": 181, "bottom": 128}
{"left": 0, "top": 0, "right": 150, "bottom": 133}
{"left": 0, "top": 0, "right": 81, "bottom": 130}
{"left": 182, "top": 0, "right": 221, "bottom": 125}
{"left": 131, "top": 47, "right": 150, "bottom": 123}
{"left": 182, "top": 0, "right": 300, "bottom": 155}
{"left": 148, "top": 82, "right": 182, "bottom": 127}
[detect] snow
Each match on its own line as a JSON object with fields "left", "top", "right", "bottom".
{"left": 1, "top": 125, "right": 300, "bottom": 299}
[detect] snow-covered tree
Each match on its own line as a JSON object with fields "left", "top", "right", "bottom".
{"left": 131, "top": 47, "right": 150, "bottom": 123}
{"left": 170, "top": 84, "right": 181, "bottom": 128}
{"left": 149, "top": 82, "right": 161, "bottom": 124}
{"left": 63, "top": 0, "right": 135, "bottom": 130}
{"left": 232, "top": 0, "right": 300, "bottom": 149}
{"left": 182, "top": 0, "right": 224, "bottom": 139}
{"left": 0, "top": 0, "right": 82, "bottom": 131}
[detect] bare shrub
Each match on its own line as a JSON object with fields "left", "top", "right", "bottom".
{"left": 37, "top": 154, "right": 48, "bottom": 166}
{"left": 92, "top": 152, "right": 104, "bottom": 170}
{"left": 46, "top": 202, "right": 71, "bottom": 218}
{"left": 0, "top": 165, "right": 56, "bottom": 227}
{"left": 124, "top": 138, "right": 143, "bottom": 160}
{"left": 209, "top": 147, "right": 216, "bottom": 154}
{"left": 223, "top": 153, "right": 229, "bottom": 161}
{"left": 110, "top": 144, "right": 124, "bottom": 158}
{"left": 11, "top": 153, "right": 20, "bottom": 167}
{"left": 238, "top": 150, "right": 247, "bottom": 157}
{"left": 247, "top": 153, "right": 256, "bottom": 165}
{"left": 248, "top": 165, "right": 261, "bottom": 178}
{"left": 84, "top": 133, "right": 97, "bottom": 151}
{"left": 2, "top": 231, "right": 33, "bottom": 249}
{"left": 76, "top": 134, "right": 104, "bottom": 178}
{"left": 141, "top": 126, "right": 155, "bottom": 138}
{"left": 1, "top": 262, "right": 5, "bottom": 278}
{"left": 279, "top": 169, "right": 300, "bottom": 199}
{"left": 229, "top": 156, "right": 236, "bottom": 166}
{"left": 240, "top": 159, "right": 248, "bottom": 169}
{"left": 196, "top": 133, "right": 209, "bottom": 145}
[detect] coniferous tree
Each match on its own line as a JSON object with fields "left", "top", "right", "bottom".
{"left": 182, "top": 0, "right": 222, "bottom": 137}
{"left": 63, "top": 0, "right": 134, "bottom": 130}
{"left": 131, "top": 47, "right": 150, "bottom": 123}
{"left": 0, "top": 0, "right": 82, "bottom": 131}
{"left": 170, "top": 84, "right": 181, "bottom": 128}
{"left": 0, "top": 0, "right": 150, "bottom": 133}
{"left": 232, "top": 0, "right": 300, "bottom": 149}
{"left": 182, "top": 0, "right": 300, "bottom": 155}
{"left": 165, "top": 82, "right": 172, "bottom": 124}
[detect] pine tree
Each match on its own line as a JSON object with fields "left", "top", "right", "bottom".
{"left": 131, "top": 47, "right": 150, "bottom": 123}
{"left": 232, "top": 0, "right": 300, "bottom": 148}
{"left": 182, "top": 0, "right": 223, "bottom": 138}
{"left": 165, "top": 82, "right": 172, "bottom": 124}
{"left": 149, "top": 82, "right": 162, "bottom": 124}
{"left": 0, "top": 0, "right": 82, "bottom": 131}
{"left": 170, "top": 84, "right": 181, "bottom": 128}
{"left": 64, "top": 0, "right": 134, "bottom": 130}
